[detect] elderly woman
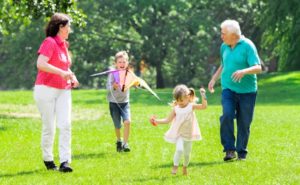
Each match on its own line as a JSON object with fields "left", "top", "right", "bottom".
{"left": 208, "top": 20, "right": 262, "bottom": 161}
{"left": 34, "top": 13, "right": 79, "bottom": 172}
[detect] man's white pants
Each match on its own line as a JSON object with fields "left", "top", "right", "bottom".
{"left": 173, "top": 137, "right": 192, "bottom": 166}
{"left": 34, "top": 85, "right": 72, "bottom": 163}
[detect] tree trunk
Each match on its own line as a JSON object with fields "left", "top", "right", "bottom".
{"left": 156, "top": 63, "right": 164, "bottom": 88}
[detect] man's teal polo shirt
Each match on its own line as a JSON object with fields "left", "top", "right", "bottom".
{"left": 220, "top": 37, "right": 260, "bottom": 93}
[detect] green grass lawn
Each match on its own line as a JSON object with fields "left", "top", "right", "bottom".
{"left": 0, "top": 72, "right": 299, "bottom": 185}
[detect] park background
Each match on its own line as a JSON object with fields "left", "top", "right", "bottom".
{"left": 0, "top": 0, "right": 299, "bottom": 184}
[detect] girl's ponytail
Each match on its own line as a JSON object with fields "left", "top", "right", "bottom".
{"left": 189, "top": 88, "right": 198, "bottom": 103}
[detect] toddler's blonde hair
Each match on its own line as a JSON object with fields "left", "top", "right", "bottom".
{"left": 171, "top": 85, "right": 198, "bottom": 106}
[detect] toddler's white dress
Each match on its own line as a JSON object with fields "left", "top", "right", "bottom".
{"left": 164, "top": 103, "right": 202, "bottom": 143}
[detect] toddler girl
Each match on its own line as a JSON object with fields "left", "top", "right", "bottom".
{"left": 150, "top": 84, "right": 207, "bottom": 175}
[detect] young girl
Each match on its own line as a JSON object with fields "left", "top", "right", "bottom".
{"left": 150, "top": 84, "right": 207, "bottom": 175}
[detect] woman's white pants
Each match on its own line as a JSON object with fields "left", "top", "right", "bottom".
{"left": 34, "top": 85, "right": 72, "bottom": 163}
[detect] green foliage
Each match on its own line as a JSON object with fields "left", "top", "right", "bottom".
{"left": 0, "top": 73, "right": 299, "bottom": 184}
{"left": 87, "top": 0, "right": 263, "bottom": 88}
{"left": 259, "top": 0, "right": 300, "bottom": 71}
{"left": 1, "top": 0, "right": 299, "bottom": 89}
{"left": 0, "top": 0, "right": 86, "bottom": 35}
{"left": 0, "top": 19, "right": 44, "bottom": 89}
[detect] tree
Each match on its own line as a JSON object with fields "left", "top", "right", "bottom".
{"left": 0, "top": 0, "right": 85, "bottom": 35}
{"left": 0, "top": 0, "right": 86, "bottom": 89}
{"left": 259, "top": 0, "right": 300, "bottom": 71}
{"left": 0, "top": 0, "right": 271, "bottom": 89}
{"left": 97, "top": 1, "right": 208, "bottom": 88}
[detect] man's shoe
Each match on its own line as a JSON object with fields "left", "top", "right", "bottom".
{"left": 116, "top": 141, "right": 123, "bottom": 152}
{"left": 237, "top": 156, "right": 246, "bottom": 161}
{"left": 122, "top": 143, "right": 130, "bottom": 152}
{"left": 223, "top": 151, "right": 236, "bottom": 161}
{"left": 44, "top": 161, "right": 58, "bottom": 171}
{"left": 59, "top": 161, "right": 73, "bottom": 173}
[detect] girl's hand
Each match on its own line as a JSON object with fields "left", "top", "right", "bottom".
{"left": 149, "top": 116, "right": 158, "bottom": 126}
{"left": 200, "top": 88, "right": 207, "bottom": 100}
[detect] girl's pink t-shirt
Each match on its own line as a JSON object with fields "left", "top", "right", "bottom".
{"left": 35, "top": 36, "right": 71, "bottom": 89}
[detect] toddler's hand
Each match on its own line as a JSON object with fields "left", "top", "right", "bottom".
{"left": 200, "top": 88, "right": 207, "bottom": 99}
{"left": 149, "top": 116, "right": 158, "bottom": 126}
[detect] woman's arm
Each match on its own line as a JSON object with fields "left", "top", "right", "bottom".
{"left": 68, "top": 69, "right": 79, "bottom": 88}
{"left": 37, "top": 54, "right": 73, "bottom": 80}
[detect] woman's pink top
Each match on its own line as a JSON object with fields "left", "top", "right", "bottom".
{"left": 35, "top": 36, "right": 71, "bottom": 89}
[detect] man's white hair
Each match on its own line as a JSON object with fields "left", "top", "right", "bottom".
{"left": 221, "top": 20, "right": 241, "bottom": 36}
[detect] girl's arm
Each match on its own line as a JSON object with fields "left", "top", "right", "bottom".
{"left": 193, "top": 97, "right": 207, "bottom": 110}
{"left": 193, "top": 88, "right": 208, "bottom": 110}
{"left": 150, "top": 109, "right": 176, "bottom": 125}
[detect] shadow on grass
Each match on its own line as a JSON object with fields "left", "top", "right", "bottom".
{"left": 0, "top": 114, "right": 22, "bottom": 120}
{"left": 72, "top": 152, "right": 106, "bottom": 160}
{"left": 189, "top": 161, "right": 227, "bottom": 167}
{"left": 133, "top": 176, "right": 180, "bottom": 183}
{"left": 0, "top": 114, "right": 38, "bottom": 120}
{"left": 0, "top": 125, "right": 7, "bottom": 131}
{"left": 154, "top": 160, "right": 225, "bottom": 169}
{"left": 0, "top": 169, "right": 42, "bottom": 178}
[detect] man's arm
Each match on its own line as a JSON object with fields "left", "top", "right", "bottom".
{"left": 231, "top": 65, "right": 262, "bottom": 82}
{"left": 208, "top": 65, "right": 223, "bottom": 93}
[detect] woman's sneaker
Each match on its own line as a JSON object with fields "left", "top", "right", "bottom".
{"left": 122, "top": 143, "right": 130, "bottom": 152}
{"left": 116, "top": 141, "right": 123, "bottom": 152}
{"left": 44, "top": 161, "right": 58, "bottom": 171}
{"left": 59, "top": 161, "right": 73, "bottom": 173}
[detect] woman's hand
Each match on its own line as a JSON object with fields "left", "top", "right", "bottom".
{"left": 71, "top": 74, "right": 80, "bottom": 88}
{"left": 60, "top": 70, "right": 73, "bottom": 81}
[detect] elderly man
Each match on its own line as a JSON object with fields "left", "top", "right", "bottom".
{"left": 208, "top": 20, "right": 262, "bottom": 161}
